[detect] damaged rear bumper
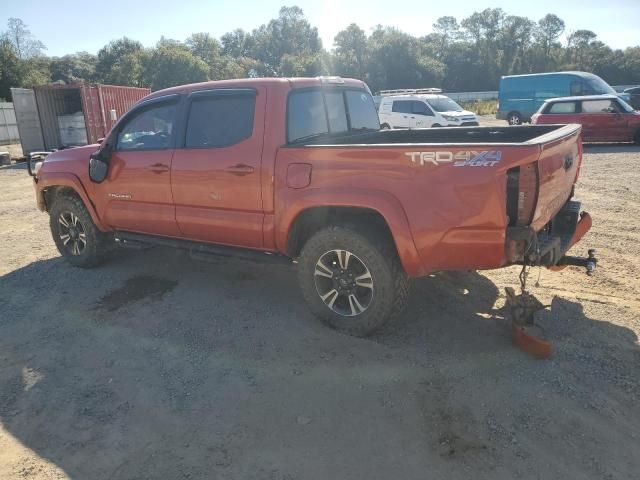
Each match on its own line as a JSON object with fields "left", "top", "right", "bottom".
{"left": 505, "top": 200, "right": 596, "bottom": 273}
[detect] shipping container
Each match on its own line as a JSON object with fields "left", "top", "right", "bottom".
{"left": 11, "top": 83, "right": 149, "bottom": 154}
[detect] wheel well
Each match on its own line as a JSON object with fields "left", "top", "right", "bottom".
{"left": 43, "top": 186, "right": 82, "bottom": 212}
{"left": 287, "top": 206, "right": 396, "bottom": 258}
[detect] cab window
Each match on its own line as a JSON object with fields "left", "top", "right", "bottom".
{"left": 116, "top": 102, "right": 176, "bottom": 151}
{"left": 392, "top": 101, "right": 412, "bottom": 113}
{"left": 581, "top": 99, "right": 618, "bottom": 113}
{"left": 570, "top": 81, "right": 584, "bottom": 96}
{"left": 546, "top": 102, "right": 577, "bottom": 114}
{"left": 185, "top": 94, "right": 255, "bottom": 148}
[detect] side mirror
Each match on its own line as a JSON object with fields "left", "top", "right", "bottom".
{"left": 88, "top": 143, "right": 112, "bottom": 183}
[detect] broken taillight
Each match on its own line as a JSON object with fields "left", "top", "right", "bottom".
{"left": 506, "top": 162, "right": 539, "bottom": 226}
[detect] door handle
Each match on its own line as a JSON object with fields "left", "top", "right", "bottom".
{"left": 225, "top": 163, "right": 254, "bottom": 176}
{"left": 148, "top": 163, "right": 169, "bottom": 173}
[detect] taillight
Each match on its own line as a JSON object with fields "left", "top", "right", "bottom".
{"left": 575, "top": 135, "right": 583, "bottom": 181}
{"left": 506, "top": 162, "right": 539, "bottom": 226}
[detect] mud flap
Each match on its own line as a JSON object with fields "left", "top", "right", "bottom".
{"left": 504, "top": 287, "right": 552, "bottom": 359}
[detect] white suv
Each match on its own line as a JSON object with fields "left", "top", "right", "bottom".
{"left": 378, "top": 92, "right": 478, "bottom": 129}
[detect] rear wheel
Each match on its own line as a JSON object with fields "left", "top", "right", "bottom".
{"left": 634, "top": 129, "right": 640, "bottom": 145}
{"left": 380, "top": 123, "right": 391, "bottom": 130}
{"left": 298, "top": 225, "right": 409, "bottom": 336}
{"left": 507, "top": 112, "right": 522, "bottom": 125}
{"left": 49, "top": 195, "right": 111, "bottom": 268}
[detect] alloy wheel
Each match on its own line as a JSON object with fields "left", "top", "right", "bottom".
{"left": 313, "top": 249, "right": 374, "bottom": 317}
{"left": 58, "top": 211, "right": 87, "bottom": 256}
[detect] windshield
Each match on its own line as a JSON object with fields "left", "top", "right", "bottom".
{"left": 585, "top": 75, "right": 616, "bottom": 95}
{"left": 287, "top": 88, "right": 379, "bottom": 143}
{"left": 425, "top": 97, "right": 463, "bottom": 112}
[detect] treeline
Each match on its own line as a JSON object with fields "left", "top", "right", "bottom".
{"left": 1, "top": 6, "right": 639, "bottom": 100}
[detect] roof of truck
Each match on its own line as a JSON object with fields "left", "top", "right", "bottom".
{"left": 145, "top": 77, "right": 368, "bottom": 100}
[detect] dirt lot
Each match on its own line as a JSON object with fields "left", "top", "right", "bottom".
{"left": 1, "top": 144, "right": 639, "bottom": 479}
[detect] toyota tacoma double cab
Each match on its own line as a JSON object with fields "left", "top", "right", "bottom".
{"left": 29, "top": 76, "right": 594, "bottom": 336}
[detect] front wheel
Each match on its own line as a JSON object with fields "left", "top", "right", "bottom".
{"left": 49, "top": 195, "right": 111, "bottom": 268}
{"left": 380, "top": 123, "right": 391, "bottom": 130}
{"left": 298, "top": 225, "right": 409, "bottom": 336}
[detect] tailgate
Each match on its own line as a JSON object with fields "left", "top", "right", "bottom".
{"left": 527, "top": 124, "right": 582, "bottom": 231}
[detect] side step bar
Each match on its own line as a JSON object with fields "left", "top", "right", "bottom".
{"left": 114, "top": 231, "right": 293, "bottom": 265}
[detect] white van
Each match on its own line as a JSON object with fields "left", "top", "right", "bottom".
{"left": 378, "top": 90, "right": 478, "bottom": 129}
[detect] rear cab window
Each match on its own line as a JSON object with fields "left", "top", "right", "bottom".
{"left": 287, "top": 88, "right": 379, "bottom": 143}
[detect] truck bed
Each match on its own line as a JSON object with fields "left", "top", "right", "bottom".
{"left": 302, "top": 124, "right": 573, "bottom": 146}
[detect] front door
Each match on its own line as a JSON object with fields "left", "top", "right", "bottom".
{"left": 580, "top": 99, "right": 626, "bottom": 142}
{"left": 95, "top": 97, "right": 181, "bottom": 237}
{"left": 170, "top": 88, "right": 265, "bottom": 249}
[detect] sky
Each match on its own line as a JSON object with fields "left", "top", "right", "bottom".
{"left": 1, "top": 0, "right": 639, "bottom": 57}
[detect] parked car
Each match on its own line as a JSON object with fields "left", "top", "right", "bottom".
{"left": 378, "top": 91, "right": 478, "bottom": 129}
{"left": 29, "top": 76, "right": 595, "bottom": 336}
{"left": 497, "top": 71, "right": 629, "bottom": 125}
{"left": 623, "top": 86, "right": 640, "bottom": 110}
{"left": 531, "top": 94, "right": 640, "bottom": 144}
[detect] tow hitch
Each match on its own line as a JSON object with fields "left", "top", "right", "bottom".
{"left": 554, "top": 249, "right": 598, "bottom": 276}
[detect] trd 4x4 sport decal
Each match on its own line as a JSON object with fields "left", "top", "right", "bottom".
{"left": 405, "top": 150, "right": 502, "bottom": 167}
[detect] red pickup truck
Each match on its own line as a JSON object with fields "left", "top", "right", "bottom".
{"left": 30, "top": 77, "right": 594, "bottom": 336}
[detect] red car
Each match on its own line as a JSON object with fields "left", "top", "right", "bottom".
{"left": 532, "top": 94, "right": 640, "bottom": 144}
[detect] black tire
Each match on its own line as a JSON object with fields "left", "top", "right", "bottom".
{"left": 49, "top": 194, "right": 111, "bottom": 268}
{"left": 507, "top": 112, "right": 522, "bottom": 125}
{"left": 380, "top": 123, "right": 391, "bottom": 130}
{"left": 298, "top": 225, "right": 409, "bottom": 336}
{"left": 634, "top": 129, "right": 640, "bottom": 145}
{"left": 432, "top": 124, "right": 442, "bottom": 128}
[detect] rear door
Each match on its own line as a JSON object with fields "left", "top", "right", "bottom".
{"left": 170, "top": 88, "right": 265, "bottom": 249}
{"left": 96, "top": 96, "right": 181, "bottom": 236}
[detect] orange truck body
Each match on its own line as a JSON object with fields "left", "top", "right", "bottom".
{"left": 33, "top": 77, "right": 589, "bottom": 278}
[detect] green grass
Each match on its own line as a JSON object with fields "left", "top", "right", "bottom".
{"left": 459, "top": 99, "right": 497, "bottom": 116}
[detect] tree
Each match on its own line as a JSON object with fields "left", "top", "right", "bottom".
{"left": 432, "top": 16, "right": 460, "bottom": 57}
{"left": 49, "top": 52, "right": 97, "bottom": 83}
{"left": 3, "top": 18, "right": 46, "bottom": 59}
{"left": 249, "top": 6, "right": 323, "bottom": 75}
{"left": 333, "top": 24, "right": 368, "bottom": 79}
{"left": 145, "top": 39, "right": 209, "bottom": 90}
{"left": 366, "top": 27, "right": 444, "bottom": 93}
{"left": 535, "top": 14, "right": 565, "bottom": 56}
{"left": 0, "top": 39, "right": 22, "bottom": 100}
{"left": 566, "top": 30, "right": 597, "bottom": 66}
{"left": 96, "top": 37, "right": 146, "bottom": 86}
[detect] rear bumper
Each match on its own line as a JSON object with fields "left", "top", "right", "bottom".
{"left": 505, "top": 200, "right": 592, "bottom": 267}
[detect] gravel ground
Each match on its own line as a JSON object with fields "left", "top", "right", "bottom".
{"left": 0, "top": 143, "right": 639, "bottom": 480}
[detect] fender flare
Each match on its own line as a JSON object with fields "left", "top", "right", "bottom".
{"left": 36, "top": 172, "right": 109, "bottom": 232}
{"left": 276, "top": 187, "right": 424, "bottom": 277}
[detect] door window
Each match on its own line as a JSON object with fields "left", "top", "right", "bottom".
{"left": 581, "top": 99, "right": 618, "bottom": 113}
{"left": 546, "top": 102, "right": 577, "bottom": 114}
{"left": 392, "top": 101, "right": 413, "bottom": 113}
{"left": 116, "top": 102, "right": 176, "bottom": 151}
{"left": 185, "top": 94, "right": 255, "bottom": 148}
{"left": 412, "top": 101, "right": 434, "bottom": 116}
